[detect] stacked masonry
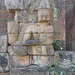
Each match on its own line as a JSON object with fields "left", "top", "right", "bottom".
{"left": 5, "top": 0, "right": 54, "bottom": 68}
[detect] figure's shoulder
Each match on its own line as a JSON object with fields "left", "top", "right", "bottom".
{"left": 20, "top": 23, "right": 38, "bottom": 32}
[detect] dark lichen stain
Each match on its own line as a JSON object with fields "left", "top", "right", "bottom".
{"left": 59, "top": 53, "right": 72, "bottom": 61}
{"left": 0, "top": 55, "right": 8, "bottom": 67}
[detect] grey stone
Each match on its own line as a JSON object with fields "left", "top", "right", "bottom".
{"left": 0, "top": 35, "right": 7, "bottom": 52}
{"left": 0, "top": 53, "right": 9, "bottom": 72}
{"left": 10, "top": 68, "right": 49, "bottom": 75}
{"left": 5, "top": 0, "right": 24, "bottom": 11}
{"left": 54, "top": 51, "right": 75, "bottom": 68}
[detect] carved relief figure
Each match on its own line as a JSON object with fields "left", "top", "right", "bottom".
{"left": 6, "top": 0, "right": 54, "bottom": 67}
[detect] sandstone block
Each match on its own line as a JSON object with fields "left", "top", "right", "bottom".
{"left": 39, "top": 33, "right": 54, "bottom": 45}
{"left": 14, "top": 46, "right": 28, "bottom": 56}
{"left": 8, "top": 46, "right": 30, "bottom": 67}
{"left": 20, "top": 23, "right": 37, "bottom": 33}
{"left": 5, "top": 0, "right": 24, "bottom": 11}
{"left": 8, "top": 34, "right": 18, "bottom": 45}
{"left": 0, "top": 53, "right": 9, "bottom": 72}
{"left": 7, "top": 21, "right": 19, "bottom": 34}
{"left": 9, "top": 55, "right": 30, "bottom": 68}
{"left": 28, "top": 45, "right": 54, "bottom": 55}
{"left": 31, "top": 56, "right": 54, "bottom": 67}
{"left": 54, "top": 51, "right": 75, "bottom": 68}
{"left": 38, "top": 9, "right": 50, "bottom": 22}
{"left": 0, "top": 72, "right": 10, "bottom": 75}
{"left": 15, "top": 11, "right": 37, "bottom": 23}
{"left": 37, "top": 24, "right": 54, "bottom": 34}
{"left": 10, "top": 68, "right": 49, "bottom": 75}
{"left": 8, "top": 46, "right": 28, "bottom": 56}
{"left": 0, "top": 35, "right": 7, "bottom": 52}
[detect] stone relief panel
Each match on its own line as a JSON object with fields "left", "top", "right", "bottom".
{"left": 5, "top": 0, "right": 54, "bottom": 68}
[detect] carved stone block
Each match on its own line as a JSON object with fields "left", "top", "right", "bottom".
{"left": 31, "top": 56, "right": 54, "bottom": 67}
{"left": 0, "top": 35, "right": 7, "bottom": 52}
{"left": 5, "top": 0, "right": 24, "bottom": 11}
{"left": 39, "top": 33, "right": 54, "bottom": 45}
{"left": 7, "top": 21, "right": 19, "bottom": 34}
{"left": 37, "top": 24, "right": 54, "bottom": 34}
{"left": 28, "top": 45, "right": 54, "bottom": 55}
{"left": 38, "top": 9, "right": 50, "bottom": 22}
{"left": 9, "top": 55, "right": 30, "bottom": 68}
{"left": 15, "top": 11, "right": 37, "bottom": 23}
{"left": 0, "top": 53, "right": 9, "bottom": 72}
{"left": 8, "top": 34, "right": 18, "bottom": 45}
{"left": 8, "top": 45, "right": 28, "bottom": 56}
{"left": 8, "top": 46, "right": 30, "bottom": 67}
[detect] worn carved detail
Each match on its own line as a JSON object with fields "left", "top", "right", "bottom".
{"left": 5, "top": 0, "right": 54, "bottom": 67}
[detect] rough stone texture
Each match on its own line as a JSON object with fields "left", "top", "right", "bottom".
{"left": 5, "top": 0, "right": 53, "bottom": 11}
{"left": 8, "top": 34, "right": 18, "bottom": 45}
{"left": 14, "top": 46, "right": 28, "bottom": 56}
{"left": 7, "top": 21, "right": 19, "bottom": 34}
{"left": 0, "top": 72, "right": 10, "bottom": 75}
{"left": 53, "top": 0, "right": 65, "bottom": 41}
{"left": 0, "top": 0, "right": 8, "bottom": 33}
{"left": 9, "top": 55, "right": 30, "bottom": 68}
{"left": 0, "top": 53, "right": 9, "bottom": 72}
{"left": 15, "top": 10, "right": 37, "bottom": 23}
{"left": 54, "top": 51, "right": 75, "bottom": 68}
{"left": 65, "top": 0, "right": 75, "bottom": 51}
{"left": 10, "top": 67, "right": 75, "bottom": 75}
{"left": 6, "top": 0, "right": 54, "bottom": 70}
{"left": 38, "top": 9, "right": 50, "bottom": 22}
{"left": 31, "top": 56, "right": 54, "bottom": 67}
{"left": 0, "top": 35, "right": 7, "bottom": 52}
{"left": 10, "top": 68, "right": 49, "bottom": 75}
{"left": 8, "top": 46, "right": 28, "bottom": 56}
{"left": 28, "top": 45, "right": 54, "bottom": 55}
{"left": 8, "top": 46, "right": 30, "bottom": 67}
{"left": 5, "top": 0, "right": 24, "bottom": 11}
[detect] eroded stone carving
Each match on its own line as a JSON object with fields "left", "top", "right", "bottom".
{"left": 6, "top": 0, "right": 54, "bottom": 67}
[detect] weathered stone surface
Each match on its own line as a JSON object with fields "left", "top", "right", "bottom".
{"left": 9, "top": 55, "right": 30, "bottom": 68}
{"left": 15, "top": 10, "right": 37, "bottom": 23}
{"left": 8, "top": 46, "right": 28, "bottom": 56}
{"left": 5, "top": 0, "right": 24, "bottom": 11}
{"left": 54, "top": 51, "right": 75, "bottom": 68}
{"left": 5, "top": 0, "right": 53, "bottom": 11}
{"left": 0, "top": 35, "right": 7, "bottom": 52}
{"left": 10, "top": 68, "right": 49, "bottom": 75}
{"left": 14, "top": 46, "right": 28, "bottom": 56}
{"left": 7, "top": 21, "right": 19, "bottom": 34}
{"left": 31, "top": 56, "right": 54, "bottom": 67}
{"left": 37, "top": 23, "right": 54, "bottom": 34}
{"left": 0, "top": 53, "right": 9, "bottom": 72}
{"left": 8, "top": 34, "right": 18, "bottom": 45}
{"left": 0, "top": 72, "right": 10, "bottom": 75}
{"left": 28, "top": 45, "right": 54, "bottom": 55}
{"left": 20, "top": 23, "right": 37, "bottom": 33}
{"left": 38, "top": 9, "right": 50, "bottom": 22}
{"left": 8, "top": 46, "right": 30, "bottom": 67}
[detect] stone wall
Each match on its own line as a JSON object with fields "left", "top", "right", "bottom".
{"left": 0, "top": 0, "right": 75, "bottom": 75}
{"left": 0, "top": 0, "right": 8, "bottom": 33}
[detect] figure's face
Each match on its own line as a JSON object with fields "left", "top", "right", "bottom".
{"left": 38, "top": 9, "right": 50, "bottom": 22}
